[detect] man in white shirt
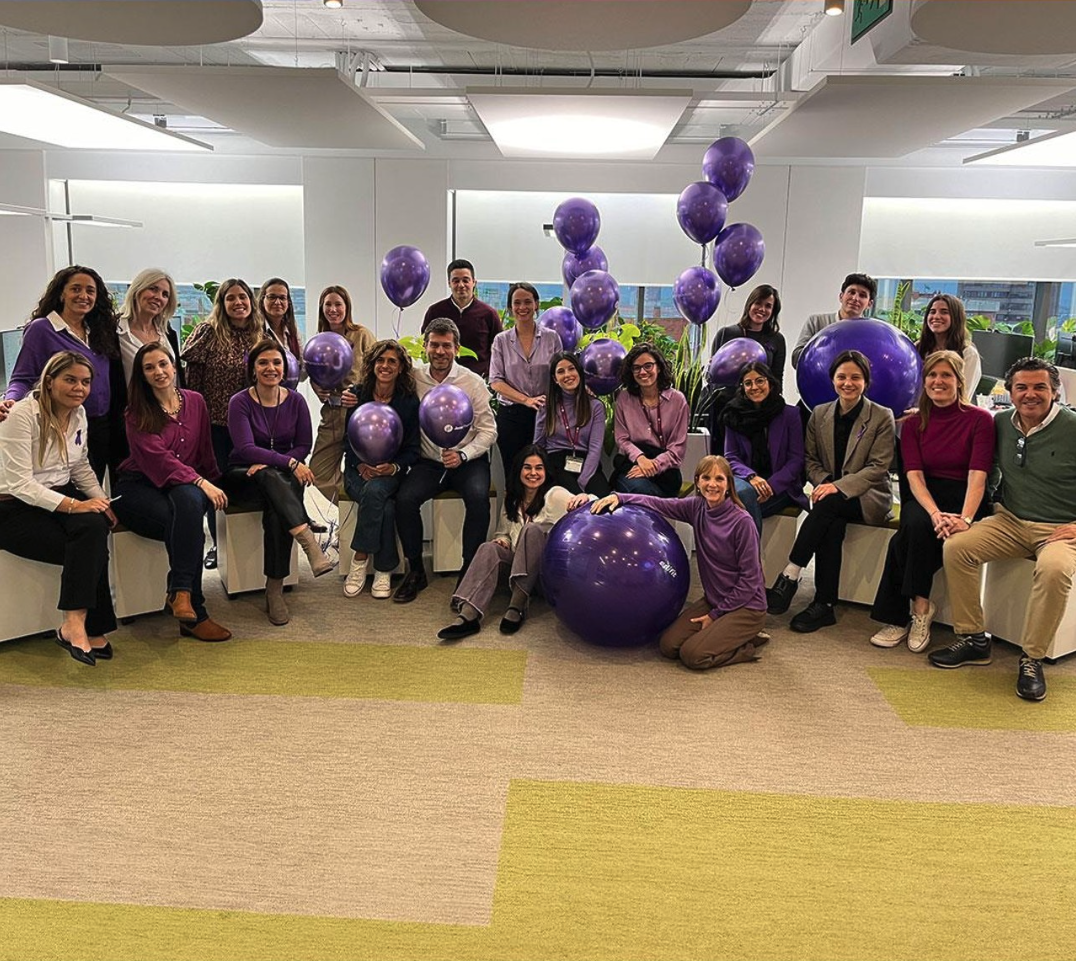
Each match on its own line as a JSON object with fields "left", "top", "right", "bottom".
{"left": 393, "top": 318, "right": 498, "bottom": 603}
{"left": 790, "top": 273, "right": 877, "bottom": 368}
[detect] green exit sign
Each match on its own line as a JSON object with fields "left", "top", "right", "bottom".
{"left": 852, "top": 0, "right": 893, "bottom": 43}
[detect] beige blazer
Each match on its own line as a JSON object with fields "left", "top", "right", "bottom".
{"left": 805, "top": 397, "right": 894, "bottom": 526}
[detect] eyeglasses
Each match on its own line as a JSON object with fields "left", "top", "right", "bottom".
{"left": 265, "top": 294, "right": 289, "bottom": 303}
{"left": 632, "top": 362, "right": 657, "bottom": 374}
{"left": 1015, "top": 435, "right": 1027, "bottom": 467}
{"left": 742, "top": 378, "right": 768, "bottom": 389}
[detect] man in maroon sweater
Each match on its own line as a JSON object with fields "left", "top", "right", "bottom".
{"left": 421, "top": 259, "right": 502, "bottom": 378}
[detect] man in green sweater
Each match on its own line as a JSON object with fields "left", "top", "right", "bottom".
{"left": 933, "top": 357, "right": 1076, "bottom": 701}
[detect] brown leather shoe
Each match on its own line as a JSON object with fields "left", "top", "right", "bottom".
{"left": 167, "top": 590, "right": 198, "bottom": 623}
{"left": 179, "top": 618, "right": 232, "bottom": 642}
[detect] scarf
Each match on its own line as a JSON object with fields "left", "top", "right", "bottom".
{"left": 720, "top": 391, "right": 785, "bottom": 477}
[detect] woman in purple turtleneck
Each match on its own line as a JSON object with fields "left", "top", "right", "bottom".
{"left": 589, "top": 454, "right": 769, "bottom": 670}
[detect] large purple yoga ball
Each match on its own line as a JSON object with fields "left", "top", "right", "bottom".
{"left": 580, "top": 337, "right": 626, "bottom": 396}
{"left": 419, "top": 383, "right": 474, "bottom": 449}
{"left": 542, "top": 505, "right": 691, "bottom": 647}
{"left": 796, "top": 318, "right": 922, "bottom": 416}
{"left": 538, "top": 306, "right": 583, "bottom": 353}
{"left": 347, "top": 402, "right": 403, "bottom": 466}
{"left": 707, "top": 337, "right": 767, "bottom": 388}
{"left": 303, "top": 332, "right": 353, "bottom": 389}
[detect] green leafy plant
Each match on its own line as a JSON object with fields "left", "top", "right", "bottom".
{"left": 398, "top": 335, "right": 477, "bottom": 363}
{"left": 877, "top": 280, "right": 922, "bottom": 341}
{"left": 179, "top": 280, "right": 218, "bottom": 346}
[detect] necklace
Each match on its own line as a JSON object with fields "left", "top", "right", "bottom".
{"left": 159, "top": 387, "right": 183, "bottom": 417}
{"left": 254, "top": 385, "right": 282, "bottom": 451}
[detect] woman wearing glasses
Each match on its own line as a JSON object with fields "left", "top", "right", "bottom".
{"left": 256, "top": 278, "right": 303, "bottom": 366}
{"left": 612, "top": 343, "right": 689, "bottom": 498}
{"left": 868, "top": 351, "right": 994, "bottom": 653}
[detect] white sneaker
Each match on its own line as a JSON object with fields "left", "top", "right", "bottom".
{"left": 371, "top": 571, "right": 392, "bottom": 599}
{"left": 907, "top": 601, "right": 936, "bottom": 653}
{"left": 343, "top": 556, "right": 368, "bottom": 597}
{"left": 870, "top": 624, "right": 910, "bottom": 648}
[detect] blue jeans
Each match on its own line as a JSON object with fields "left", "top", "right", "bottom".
{"left": 616, "top": 474, "right": 673, "bottom": 497}
{"left": 733, "top": 477, "right": 796, "bottom": 537}
{"left": 342, "top": 467, "right": 401, "bottom": 573}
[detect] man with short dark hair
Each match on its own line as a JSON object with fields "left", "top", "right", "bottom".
{"left": 790, "top": 273, "right": 877, "bottom": 368}
{"left": 393, "top": 318, "right": 497, "bottom": 604}
{"left": 421, "top": 259, "right": 502, "bottom": 378}
{"left": 934, "top": 357, "right": 1076, "bottom": 701}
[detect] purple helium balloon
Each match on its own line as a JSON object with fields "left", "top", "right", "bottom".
{"left": 676, "top": 181, "right": 729, "bottom": 246}
{"left": 539, "top": 306, "right": 583, "bottom": 353}
{"left": 419, "top": 383, "right": 474, "bottom": 449}
{"left": 580, "top": 337, "right": 626, "bottom": 396}
{"left": 569, "top": 269, "right": 620, "bottom": 330}
{"left": 796, "top": 318, "right": 923, "bottom": 417}
{"left": 713, "top": 223, "right": 765, "bottom": 290}
{"left": 674, "top": 265, "right": 722, "bottom": 326}
{"left": 542, "top": 505, "right": 690, "bottom": 647}
{"left": 380, "top": 245, "right": 431, "bottom": 309}
{"left": 707, "top": 337, "right": 767, "bottom": 388}
{"left": 553, "top": 197, "right": 601, "bottom": 255}
{"left": 702, "top": 136, "right": 755, "bottom": 203}
{"left": 347, "top": 402, "right": 403, "bottom": 466}
{"left": 562, "top": 245, "right": 609, "bottom": 289}
{"left": 283, "top": 349, "right": 301, "bottom": 390}
{"left": 303, "top": 331, "right": 353, "bottom": 389}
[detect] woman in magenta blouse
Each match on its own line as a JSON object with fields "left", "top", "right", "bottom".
{"left": 869, "top": 350, "right": 995, "bottom": 653}
{"left": 113, "top": 344, "right": 231, "bottom": 642}
{"left": 223, "top": 339, "right": 334, "bottom": 626}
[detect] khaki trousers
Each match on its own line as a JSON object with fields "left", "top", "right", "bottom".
{"left": 310, "top": 405, "right": 347, "bottom": 503}
{"left": 943, "top": 505, "right": 1076, "bottom": 659}
{"left": 659, "top": 598, "right": 768, "bottom": 670}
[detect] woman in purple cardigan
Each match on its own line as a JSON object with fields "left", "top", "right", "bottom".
{"left": 721, "top": 361, "right": 807, "bottom": 535}
{"left": 223, "top": 339, "right": 334, "bottom": 626}
{"left": 113, "top": 344, "right": 231, "bottom": 642}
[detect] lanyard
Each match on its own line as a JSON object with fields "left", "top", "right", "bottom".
{"left": 642, "top": 397, "right": 664, "bottom": 447}
{"left": 558, "top": 402, "right": 582, "bottom": 449}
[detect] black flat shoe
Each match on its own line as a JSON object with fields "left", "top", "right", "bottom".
{"left": 499, "top": 606, "right": 526, "bottom": 635}
{"left": 56, "top": 630, "right": 95, "bottom": 666}
{"left": 204, "top": 547, "right": 218, "bottom": 570}
{"left": 437, "top": 618, "right": 480, "bottom": 641}
{"left": 89, "top": 642, "right": 113, "bottom": 660}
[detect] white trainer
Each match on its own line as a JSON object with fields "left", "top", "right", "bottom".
{"left": 870, "top": 624, "right": 910, "bottom": 648}
{"left": 907, "top": 601, "right": 936, "bottom": 653}
{"left": 343, "top": 556, "right": 368, "bottom": 597}
{"left": 371, "top": 570, "right": 392, "bottom": 599}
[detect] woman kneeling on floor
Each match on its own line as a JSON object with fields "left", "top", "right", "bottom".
{"left": 590, "top": 455, "right": 769, "bottom": 670}
{"left": 438, "top": 445, "right": 589, "bottom": 640}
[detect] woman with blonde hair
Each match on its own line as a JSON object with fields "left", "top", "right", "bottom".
{"left": 116, "top": 268, "right": 180, "bottom": 385}
{"left": 589, "top": 454, "right": 768, "bottom": 670}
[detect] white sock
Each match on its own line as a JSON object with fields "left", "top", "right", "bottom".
{"left": 783, "top": 563, "right": 802, "bottom": 580}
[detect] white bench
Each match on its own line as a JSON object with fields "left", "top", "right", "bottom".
{"left": 983, "top": 557, "right": 1076, "bottom": 660}
{"left": 110, "top": 526, "right": 171, "bottom": 621}
{"left": 216, "top": 507, "right": 299, "bottom": 598}
{"left": 431, "top": 487, "right": 498, "bottom": 573}
{"left": 336, "top": 492, "right": 405, "bottom": 577}
{"left": 0, "top": 551, "right": 63, "bottom": 642}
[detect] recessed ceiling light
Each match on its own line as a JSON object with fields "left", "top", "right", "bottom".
{"left": 825, "top": 0, "right": 845, "bottom": 15}
{"left": 324, "top": 0, "right": 343, "bottom": 7}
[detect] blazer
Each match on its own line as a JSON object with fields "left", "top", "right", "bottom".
{"left": 723, "top": 402, "right": 809, "bottom": 511}
{"left": 805, "top": 397, "right": 894, "bottom": 526}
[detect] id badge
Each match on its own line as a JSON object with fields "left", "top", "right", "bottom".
{"left": 564, "top": 455, "right": 584, "bottom": 474}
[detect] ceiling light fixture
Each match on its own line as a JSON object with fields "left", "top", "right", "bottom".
{"left": 825, "top": 0, "right": 845, "bottom": 15}
{"left": 47, "top": 36, "right": 69, "bottom": 64}
{"left": 1034, "top": 238, "right": 1076, "bottom": 248}
{"left": 323, "top": 0, "right": 343, "bottom": 8}
{"left": 0, "top": 202, "right": 141, "bottom": 227}
{"left": 965, "top": 128, "right": 1076, "bottom": 167}
{"left": 0, "top": 79, "right": 212, "bottom": 151}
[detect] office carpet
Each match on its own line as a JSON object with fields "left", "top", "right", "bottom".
{"left": 1, "top": 560, "right": 1074, "bottom": 960}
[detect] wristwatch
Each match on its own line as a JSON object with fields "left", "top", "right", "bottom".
{"left": 458, "top": 450, "right": 469, "bottom": 463}
{"left": 961, "top": 515, "right": 973, "bottom": 525}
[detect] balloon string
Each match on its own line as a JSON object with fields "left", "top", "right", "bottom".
{"left": 393, "top": 306, "right": 402, "bottom": 340}
{"left": 699, "top": 244, "right": 706, "bottom": 268}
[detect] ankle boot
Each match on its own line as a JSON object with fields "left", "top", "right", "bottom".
{"left": 266, "top": 577, "right": 289, "bottom": 626}
{"left": 294, "top": 527, "right": 334, "bottom": 577}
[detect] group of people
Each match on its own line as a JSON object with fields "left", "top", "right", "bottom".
{"left": 1, "top": 264, "right": 1073, "bottom": 704}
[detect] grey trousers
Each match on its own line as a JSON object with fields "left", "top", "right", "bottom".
{"left": 452, "top": 524, "right": 547, "bottom": 619}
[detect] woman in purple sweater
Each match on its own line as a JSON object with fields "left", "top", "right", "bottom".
{"left": 721, "top": 361, "right": 807, "bottom": 535}
{"left": 589, "top": 454, "right": 769, "bottom": 670}
{"left": 869, "top": 350, "right": 995, "bottom": 652}
{"left": 223, "top": 339, "right": 334, "bottom": 626}
{"left": 113, "top": 344, "right": 231, "bottom": 642}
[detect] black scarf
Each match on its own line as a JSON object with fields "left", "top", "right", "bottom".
{"left": 720, "top": 391, "right": 785, "bottom": 477}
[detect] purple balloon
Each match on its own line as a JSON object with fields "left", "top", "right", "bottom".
{"left": 347, "top": 402, "right": 403, "bottom": 466}
{"left": 283, "top": 349, "right": 300, "bottom": 390}
{"left": 553, "top": 197, "right": 601, "bottom": 255}
{"left": 707, "top": 337, "right": 767, "bottom": 388}
{"left": 676, "top": 181, "right": 728, "bottom": 246}
{"left": 580, "top": 337, "right": 626, "bottom": 396}
{"left": 562, "top": 245, "right": 609, "bottom": 289}
{"left": 713, "top": 223, "right": 765, "bottom": 289}
{"left": 380, "top": 245, "right": 431, "bottom": 309}
{"left": 303, "top": 331, "right": 353, "bottom": 389}
{"left": 569, "top": 270, "right": 620, "bottom": 330}
{"left": 419, "top": 384, "right": 474, "bottom": 449}
{"left": 539, "top": 306, "right": 584, "bottom": 353}
{"left": 674, "top": 266, "right": 722, "bottom": 326}
{"left": 796, "top": 318, "right": 923, "bottom": 417}
{"left": 702, "top": 136, "right": 755, "bottom": 203}
{"left": 542, "top": 505, "right": 690, "bottom": 647}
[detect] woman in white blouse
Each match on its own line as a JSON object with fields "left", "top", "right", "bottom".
{"left": 437, "top": 445, "right": 589, "bottom": 640}
{"left": 0, "top": 351, "right": 117, "bottom": 665}
{"left": 915, "top": 294, "right": 982, "bottom": 401}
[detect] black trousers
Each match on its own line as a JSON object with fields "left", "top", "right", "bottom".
{"left": 543, "top": 448, "right": 611, "bottom": 497}
{"left": 87, "top": 414, "right": 110, "bottom": 485}
{"left": 221, "top": 466, "right": 307, "bottom": 579}
{"left": 0, "top": 485, "right": 116, "bottom": 635}
{"left": 788, "top": 492, "right": 864, "bottom": 605}
{"left": 496, "top": 404, "right": 538, "bottom": 479}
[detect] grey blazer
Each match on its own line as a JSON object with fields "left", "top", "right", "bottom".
{"left": 805, "top": 397, "right": 895, "bottom": 526}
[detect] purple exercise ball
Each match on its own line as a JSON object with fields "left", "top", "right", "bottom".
{"left": 539, "top": 306, "right": 584, "bottom": 353}
{"left": 553, "top": 197, "right": 601, "bottom": 255}
{"left": 303, "top": 331, "right": 353, "bottom": 389}
{"left": 795, "top": 318, "right": 923, "bottom": 417}
{"left": 707, "top": 337, "right": 767, "bottom": 388}
{"left": 562, "top": 245, "right": 609, "bottom": 289}
{"left": 347, "top": 402, "right": 403, "bottom": 466}
{"left": 580, "top": 337, "right": 626, "bottom": 396}
{"left": 569, "top": 269, "right": 620, "bottom": 330}
{"left": 419, "top": 383, "right": 474, "bottom": 449}
{"left": 541, "top": 504, "right": 691, "bottom": 647}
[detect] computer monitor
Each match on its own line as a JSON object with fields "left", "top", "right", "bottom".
{"left": 972, "top": 330, "right": 1035, "bottom": 379}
